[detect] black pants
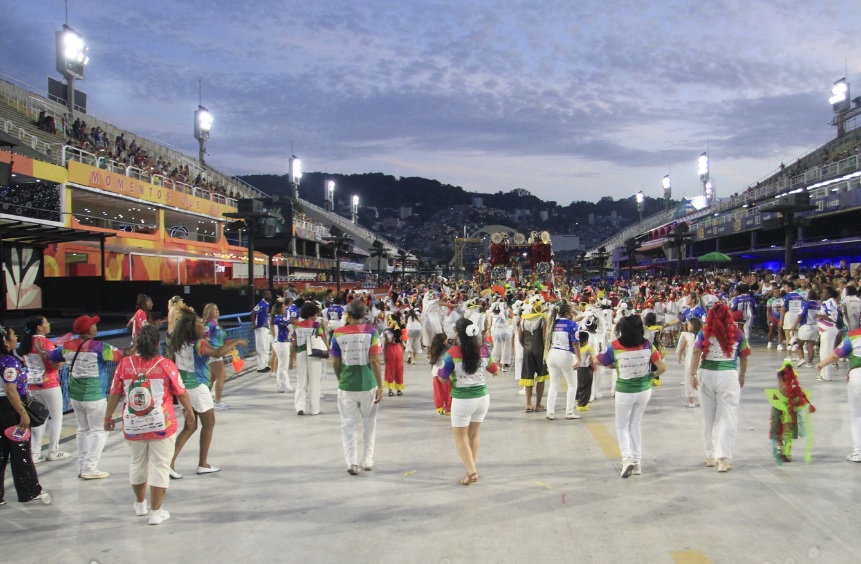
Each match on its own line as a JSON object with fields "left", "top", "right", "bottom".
{"left": 576, "top": 367, "right": 593, "bottom": 407}
{"left": 0, "top": 396, "right": 42, "bottom": 502}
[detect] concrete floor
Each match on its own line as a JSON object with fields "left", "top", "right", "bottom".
{"left": 3, "top": 343, "right": 860, "bottom": 564}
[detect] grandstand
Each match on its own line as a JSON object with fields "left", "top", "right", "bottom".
{"left": 587, "top": 125, "right": 861, "bottom": 276}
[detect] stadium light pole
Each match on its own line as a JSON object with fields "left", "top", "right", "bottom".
{"left": 325, "top": 180, "right": 335, "bottom": 211}
{"left": 351, "top": 194, "right": 359, "bottom": 224}
{"left": 830, "top": 78, "right": 851, "bottom": 138}
{"left": 194, "top": 105, "right": 213, "bottom": 165}
{"left": 705, "top": 179, "right": 716, "bottom": 207}
{"left": 55, "top": 24, "right": 89, "bottom": 115}
{"left": 662, "top": 175, "right": 672, "bottom": 210}
{"left": 289, "top": 156, "right": 302, "bottom": 199}
{"left": 636, "top": 191, "right": 645, "bottom": 221}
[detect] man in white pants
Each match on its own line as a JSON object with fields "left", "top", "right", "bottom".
{"left": 330, "top": 300, "right": 384, "bottom": 475}
{"left": 251, "top": 291, "right": 271, "bottom": 372}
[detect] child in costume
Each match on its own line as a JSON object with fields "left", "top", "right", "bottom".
{"left": 383, "top": 312, "right": 406, "bottom": 396}
{"left": 575, "top": 331, "right": 595, "bottom": 412}
{"left": 428, "top": 333, "right": 451, "bottom": 415}
{"left": 767, "top": 361, "right": 816, "bottom": 464}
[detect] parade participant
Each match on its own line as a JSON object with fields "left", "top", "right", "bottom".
{"left": 330, "top": 300, "right": 384, "bottom": 475}
{"left": 489, "top": 301, "right": 512, "bottom": 371}
{"left": 780, "top": 280, "right": 804, "bottom": 355}
{"left": 428, "top": 333, "right": 452, "bottom": 415}
{"left": 519, "top": 297, "right": 550, "bottom": 412}
{"left": 818, "top": 286, "right": 841, "bottom": 382}
{"left": 766, "top": 288, "right": 785, "bottom": 349}
{"left": 730, "top": 284, "right": 756, "bottom": 340}
{"left": 0, "top": 325, "right": 51, "bottom": 505}
{"left": 597, "top": 315, "right": 666, "bottom": 478}
{"left": 690, "top": 303, "right": 751, "bottom": 473}
{"left": 663, "top": 292, "right": 707, "bottom": 332}
{"left": 168, "top": 309, "right": 247, "bottom": 477}
{"left": 677, "top": 317, "right": 703, "bottom": 408}
{"left": 271, "top": 301, "right": 294, "bottom": 394}
{"left": 816, "top": 324, "right": 861, "bottom": 462}
{"left": 202, "top": 303, "right": 232, "bottom": 409}
{"left": 544, "top": 303, "right": 582, "bottom": 420}
{"left": 438, "top": 318, "right": 499, "bottom": 485}
{"left": 404, "top": 308, "right": 423, "bottom": 364}
{"left": 575, "top": 331, "right": 596, "bottom": 412}
{"left": 842, "top": 285, "right": 861, "bottom": 332}
{"left": 421, "top": 290, "right": 445, "bottom": 352}
{"left": 383, "top": 312, "right": 406, "bottom": 396}
{"left": 512, "top": 300, "right": 525, "bottom": 385}
{"left": 289, "top": 301, "right": 327, "bottom": 416}
{"left": 44, "top": 315, "right": 129, "bottom": 480}
{"left": 642, "top": 312, "right": 664, "bottom": 387}
{"left": 128, "top": 294, "right": 153, "bottom": 342}
{"left": 21, "top": 316, "right": 69, "bottom": 463}
{"left": 104, "top": 325, "right": 194, "bottom": 524}
{"left": 251, "top": 290, "right": 272, "bottom": 372}
{"left": 795, "top": 290, "right": 821, "bottom": 368}
{"left": 767, "top": 361, "right": 815, "bottom": 464}
{"left": 166, "top": 296, "right": 184, "bottom": 338}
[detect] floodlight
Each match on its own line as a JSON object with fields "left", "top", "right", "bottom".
{"left": 636, "top": 191, "right": 645, "bottom": 204}
{"left": 56, "top": 25, "right": 89, "bottom": 80}
{"left": 289, "top": 156, "right": 302, "bottom": 185}
{"left": 830, "top": 79, "right": 848, "bottom": 105}
{"left": 697, "top": 153, "right": 709, "bottom": 178}
{"left": 352, "top": 195, "right": 359, "bottom": 210}
{"left": 327, "top": 180, "right": 335, "bottom": 196}
{"left": 194, "top": 106, "right": 213, "bottom": 141}
{"left": 705, "top": 179, "right": 715, "bottom": 198}
{"left": 662, "top": 175, "right": 671, "bottom": 191}
{"left": 690, "top": 195, "right": 708, "bottom": 210}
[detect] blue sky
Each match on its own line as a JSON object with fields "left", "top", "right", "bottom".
{"left": 3, "top": 1, "right": 858, "bottom": 205}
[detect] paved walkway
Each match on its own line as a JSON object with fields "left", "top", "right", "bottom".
{"left": 3, "top": 343, "right": 860, "bottom": 563}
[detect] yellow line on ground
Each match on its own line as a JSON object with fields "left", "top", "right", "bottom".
{"left": 669, "top": 550, "right": 711, "bottom": 563}
{"left": 586, "top": 423, "right": 621, "bottom": 460}
{"left": 533, "top": 481, "right": 552, "bottom": 489}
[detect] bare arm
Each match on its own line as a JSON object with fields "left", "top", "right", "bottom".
{"left": 690, "top": 348, "right": 703, "bottom": 390}
{"left": 652, "top": 357, "right": 667, "bottom": 379}
{"left": 370, "top": 352, "right": 384, "bottom": 404}
{"left": 104, "top": 392, "right": 122, "bottom": 430}
{"left": 738, "top": 355, "right": 748, "bottom": 388}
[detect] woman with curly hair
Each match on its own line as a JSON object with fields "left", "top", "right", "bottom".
{"left": 167, "top": 308, "right": 247, "bottom": 478}
{"left": 437, "top": 318, "right": 499, "bottom": 485}
{"left": 690, "top": 302, "right": 751, "bottom": 473}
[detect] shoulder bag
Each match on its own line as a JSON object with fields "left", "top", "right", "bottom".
{"left": 24, "top": 395, "right": 49, "bottom": 427}
{"left": 307, "top": 322, "right": 330, "bottom": 359}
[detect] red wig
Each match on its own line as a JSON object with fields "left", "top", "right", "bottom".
{"left": 701, "top": 303, "right": 736, "bottom": 358}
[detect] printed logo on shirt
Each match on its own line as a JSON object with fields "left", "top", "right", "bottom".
{"left": 3, "top": 367, "right": 17, "bottom": 383}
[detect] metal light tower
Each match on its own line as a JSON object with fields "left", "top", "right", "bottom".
{"left": 289, "top": 156, "right": 302, "bottom": 199}
{"left": 325, "top": 180, "right": 335, "bottom": 211}
{"left": 351, "top": 194, "right": 359, "bottom": 224}
{"left": 194, "top": 105, "right": 213, "bottom": 164}
{"left": 55, "top": 24, "right": 89, "bottom": 115}
{"left": 636, "top": 191, "right": 645, "bottom": 221}
{"left": 830, "top": 78, "right": 853, "bottom": 138}
{"left": 662, "top": 175, "right": 672, "bottom": 210}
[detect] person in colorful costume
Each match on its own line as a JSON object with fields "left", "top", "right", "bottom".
{"left": 767, "top": 361, "right": 815, "bottom": 465}
{"left": 816, "top": 326, "right": 861, "bottom": 462}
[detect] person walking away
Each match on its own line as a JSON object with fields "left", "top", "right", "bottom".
{"left": 428, "top": 333, "right": 452, "bottom": 415}
{"left": 104, "top": 325, "right": 195, "bottom": 525}
{"left": 383, "top": 312, "right": 406, "bottom": 396}
{"left": 251, "top": 291, "right": 272, "bottom": 372}
{"left": 290, "top": 302, "right": 327, "bottom": 416}
{"left": 330, "top": 300, "right": 384, "bottom": 475}
{"left": 544, "top": 303, "right": 582, "bottom": 420}
{"left": 690, "top": 303, "right": 751, "bottom": 473}
{"left": 271, "top": 301, "right": 294, "bottom": 394}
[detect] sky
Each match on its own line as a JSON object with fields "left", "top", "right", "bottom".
{"left": 3, "top": 1, "right": 859, "bottom": 206}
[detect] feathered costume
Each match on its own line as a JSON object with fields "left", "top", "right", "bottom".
{"left": 767, "top": 360, "right": 816, "bottom": 464}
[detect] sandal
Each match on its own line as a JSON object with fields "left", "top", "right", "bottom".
{"left": 388, "top": 390, "right": 394, "bottom": 397}
{"left": 396, "top": 390, "right": 403, "bottom": 396}
{"left": 460, "top": 472, "right": 479, "bottom": 485}
{"left": 525, "top": 406, "right": 534, "bottom": 413}
{"left": 535, "top": 405, "right": 546, "bottom": 413}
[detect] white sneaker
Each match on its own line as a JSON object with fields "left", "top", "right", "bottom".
{"left": 31, "top": 454, "right": 45, "bottom": 464}
{"left": 565, "top": 412, "right": 581, "bottom": 419}
{"left": 80, "top": 470, "right": 110, "bottom": 480}
{"left": 767, "top": 342, "right": 773, "bottom": 349}
{"left": 716, "top": 458, "right": 732, "bottom": 472}
{"left": 632, "top": 463, "right": 641, "bottom": 476}
{"left": 545, "top": 413, "right": 555, "bottom": 420}
{"left": 148, "top": 508, "right": 170, "bottom": 525}
{"left": 777, "top": 344, "right": 785, "bottom": 351}
{"left": 795, "top": 360, "right": 807, "bottom": 368}
{"left": 30, "top": 491, "right": 52, "bottom": 505}
{"left": 846, "top": 452, "right": 861, "bottom": 463}
{"left": 134, "top": 501, "right": 148, "bottom": 516}
{"left": 168, "top": 468, "right": 182, "bottom": 480}
{"left": 621, "top": 458, "right": 635, "bottom": 478}
{"left": 213, "top": 402, "right": 231, "bottom": 410}
{"left": 46, "top": 451, "right": 70, "bottom": 461}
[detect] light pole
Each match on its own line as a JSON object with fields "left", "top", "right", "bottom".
{"left": 636, "top": 191, "right": 645, "bottom": 222}
{"left": 705, "top": 179, "right": 716, "bottom": 206}
{"left": 325, "top": 180, "right": 335, "bottom": 211}
{"left": 697, "top": 152, "right": 710, "bottom": 202}
{"left": 289, "top": 156, "right": 302, "bottom": 199}
{"left": 351, "top": 195, "right": 359, "bottom": 224}
{"left": 55, "top": 24, "right": 89, "bottom": 115}
{"left": 662, "top": 175, "right": 672, "bottom": 211}
{"left": 194, "top": 105, "right": 213, "bottom": 165}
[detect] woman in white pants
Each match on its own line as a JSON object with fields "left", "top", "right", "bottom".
{"left": 690, "top": 303, "right": 751, "bottom": 473}
{"left": 271, "top": 301, "right": 293, "bottom": 393}
{"left": 290, "top": 302, "right": 327, "bottom": 416}
{"left": 818, "top": 287, "right": 841, "bottom": 382}
{"left": 597, "top": 315, "right": 666, "bottom": 478}
{"left": 815, "top": 329, "right": 861, "bottom": 462}
{"left": 21, "top": 316, "right": 70, "bottom": 463}
{"left": 545, "top": 303, "right": 582, "bottom": 420}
